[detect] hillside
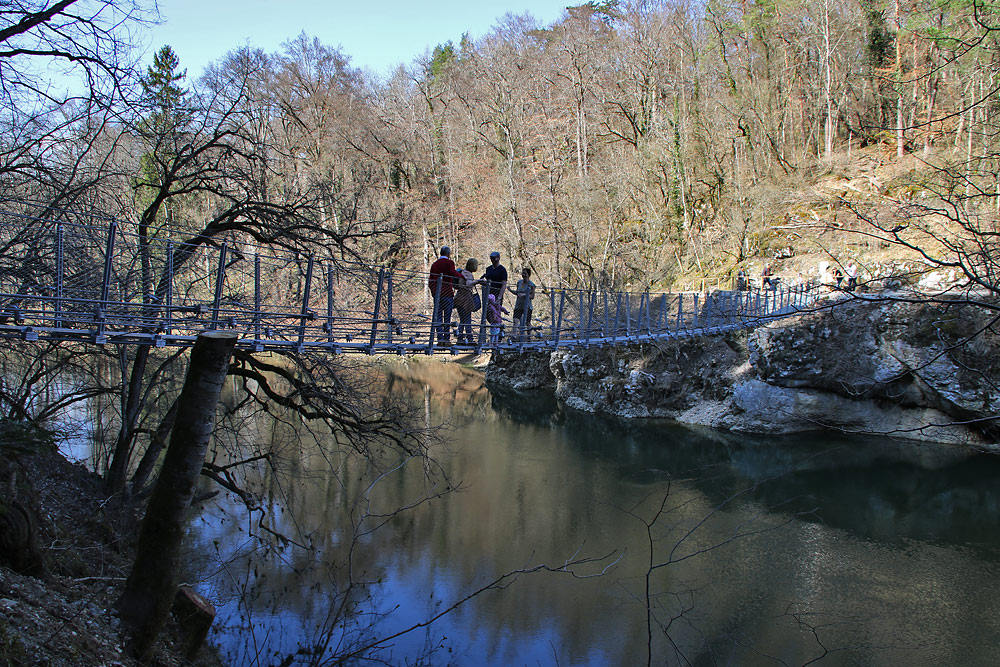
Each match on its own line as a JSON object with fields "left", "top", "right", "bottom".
{"left": 0, "top": 426, "right": 222, "bottom": 667}
{"left": 667, "top": 145, "right": 967, "bottom": 295}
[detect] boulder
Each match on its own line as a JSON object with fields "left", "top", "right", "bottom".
{"left": 488, "top": 297, "right": 1000, "bottom": 445}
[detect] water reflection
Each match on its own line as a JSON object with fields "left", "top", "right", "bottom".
{"left": 184, "top": 358, "right": 1000, "bottom": 666}
{"left": 488, "top": 383, "right": 1000, "bottom": 553}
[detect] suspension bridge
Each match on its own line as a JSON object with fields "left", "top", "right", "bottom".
{"left": 0, "top": 208, "right": 817, "bottom": 355}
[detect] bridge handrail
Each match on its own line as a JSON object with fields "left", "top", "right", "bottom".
{"left": 0, "top": 205, "right": 818, "bottom": 353}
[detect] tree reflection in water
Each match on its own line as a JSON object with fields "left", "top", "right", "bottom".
{"left": 180, "top": 358, "right": 1000, "bottom": 666}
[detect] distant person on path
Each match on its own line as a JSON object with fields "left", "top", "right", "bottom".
{"left": 486, "top": 293, "right": 508, "bottom": 344}
{"left": 737, "top": 268, "right": 748, "bottom": 291}
{"left": 509, "top": 267, "right": 536, "bottom": 339}
{"left": 833, "top": 265, "right": 843, "bottom": 289}
{"left": 761, "top": 264, "right": 774, "bottom": 290}
{"left": 428, "top": 245, "right": 463, "bottom": 345}
{"left": 454, "top": 257, "right": 483, "bottom": 345}
{"left": 482, "top": 251, "right": 508, "bottom": 303}
{"left": 845, "top": 261, "right": 858, "bottom": 291}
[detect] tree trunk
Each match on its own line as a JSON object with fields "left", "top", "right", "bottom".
{"left": 116, "top": 331, "right": 237, "bottom": 661}
{"left": 895, "top": 0, "right": 905, "bottom": 158}
{"left": 173, "top": 585, "right": 216, "bottom": 660}
{"left": 823, "top": 0, "right": 834, "bottom": 159}
{"left": 128, "top": 399, "right": 179, "bottom": 495}
{"left": 106, "top": 345, "right": 150, "bottom": 491}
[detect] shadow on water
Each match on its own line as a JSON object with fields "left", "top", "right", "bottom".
{"left": 488, "top": 382, "right": 1000, "bottom": 558}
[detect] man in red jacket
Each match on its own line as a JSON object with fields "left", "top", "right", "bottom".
{"left": 428, "top": 245, "right": 463, "bottom": 345}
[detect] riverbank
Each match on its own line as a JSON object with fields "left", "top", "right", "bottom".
{"left": 0, "top": 423, "right": 222, "bottom": 666}
{"left": 486, "top": 293, "right": 1000, "bottom": 448}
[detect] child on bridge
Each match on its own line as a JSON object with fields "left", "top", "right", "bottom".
{"left": 486, "top": 293, "right": 508, "bottom": 344}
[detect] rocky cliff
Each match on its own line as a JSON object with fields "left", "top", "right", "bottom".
{"left": 485, "top": 296, "right": 1000, "bottom": 447}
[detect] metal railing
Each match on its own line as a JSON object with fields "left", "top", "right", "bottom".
{"left": 0, "top": 207, "right": 817, "bottom": 354}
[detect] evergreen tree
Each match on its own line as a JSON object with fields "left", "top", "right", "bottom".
{"left": 140, "top": 45, "right": 187, "bottom": 128}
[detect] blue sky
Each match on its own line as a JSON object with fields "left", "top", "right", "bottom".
{"left": 146, "top": 0, "right": 572, "bottom": 79}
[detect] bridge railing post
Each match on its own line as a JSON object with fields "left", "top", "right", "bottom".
{"left": 325, "top": 266, "right": 334, "bottom": 345}
{"left": 386, "top": 271, "right": 394, "bottom": 347}
{"left": 515, "top": 282, "right": 529, "bottom": 347}
{"left": 151, "top": 241, "right": 176, "bottom": 339}
{"left": 55, "top": 223, "right": 64, "bottom": 328}
{"left": 427, "top": 273, "right": 443, "bottom": 353}
{"left": 611, "top": 292, "right": 622, "bottom": 345}
{"left": 554, "top": 290, "right": 565, "bottom": 349}
{"left": 368, "top": 267, "right": 385, "bottom": 354}
{"left": 96, "top": 221, "right": 117, "bottom": 343}
{"left": 253, "top": 254, "right": 262, "bottom": 346}
{"left": 660, "top": 292, "right": 668, "bottom": 334}
{"left": 584, "top": 290, "right": 594, "bottom": 347}
{"left": 210, "top": 243, "right": 228, "bottom": 330}
{"left": 476, "top": 281, "right": 489, "bottom": 351}
{"left": 163, "top": 243, "right": 174, "bottom": 337}
{"left": 517, "top": 307, "right": 527, "bottom": 350}
{"left": 296, "top": 255, "right": 314, "bottom": 351}
{"left": 601, "top": 290, "right": 611, "bottom": 338}
{"left": 676, "top": 293, "right": 683, "bottom": 331}
{"left": 549, "top": 289, "right": 556, "bottom": 346}
{"left": 625, "top": 292, "right": 632, "bottom": 339}
{"left": 643, "top": 291, "right": 651, "bottom": 338}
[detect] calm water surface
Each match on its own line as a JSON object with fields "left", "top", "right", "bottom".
{"left": 179, "top": 361, "right": 1000, "bottom": 666}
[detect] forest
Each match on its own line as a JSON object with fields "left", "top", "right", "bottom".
{"left": 4, "top": 0, "right": 998, "bottom": 294}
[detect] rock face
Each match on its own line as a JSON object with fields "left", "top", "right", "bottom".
{"left": 486, "top": 297, "right": 1000, "bottom": 446}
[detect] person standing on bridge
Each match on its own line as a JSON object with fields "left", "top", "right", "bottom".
{"left": 509, "top": 267, "right": 536, "bottom": 340}
{"left": 845, "top": 261, "right": 858, "bottom": 292}
{"left": 429, "top": 246, "right": 463, "bottom": 345}
{"left": 486, "top": 293, "right": 508, "bottom": 344}
{"left": 482, "top": 251, "right": 508, "bottom": 305}
{"left": 454, "top": 258, "right": 484, "bottom": 345}
{"left": 761, "top": 264, "right": 774, "bottom": 290}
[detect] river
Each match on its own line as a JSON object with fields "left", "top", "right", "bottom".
{"left": 171, "top": 358, "right": 1000, "bottom": 666}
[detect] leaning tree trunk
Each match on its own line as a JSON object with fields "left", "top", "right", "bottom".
{"left": 116, "top": 331, "right": 237, "bottom": 661}
{"left": 106, "top": 345, "right": 150, "bottom": 492}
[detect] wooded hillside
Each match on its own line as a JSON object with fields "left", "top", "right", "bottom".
{"left": 3, "top": 0, "right": 997, "bottom": 291}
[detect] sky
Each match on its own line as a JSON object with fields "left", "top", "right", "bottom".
{"left": 146, "top": 0, "right": 573, "bottom": 79}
